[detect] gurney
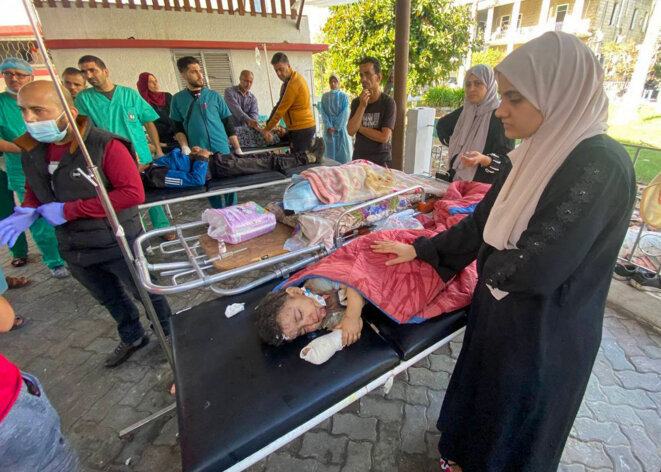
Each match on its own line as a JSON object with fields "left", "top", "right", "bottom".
{"left": 132, "top": 186, "right": 469, "bottom": 472}
{"left": 139, "top": 157, "right": 341, "bottom": 211}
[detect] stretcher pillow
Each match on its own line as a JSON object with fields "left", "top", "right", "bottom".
{"left": 171, "top": 280, "right": 400, "bottom": 472}
{"left": 363, "top": 303, "right": 468, "bottom": 360}
{"left": 206, "top": 171, "right": 288, "bottom": 190}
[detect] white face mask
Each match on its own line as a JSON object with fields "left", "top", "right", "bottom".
{"left": 303, "top": 288, "right": 326, "bottom": 307}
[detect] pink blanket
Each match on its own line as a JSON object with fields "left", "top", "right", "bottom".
{"left": 300, "top": 160, "right": 447, "bottom": 205}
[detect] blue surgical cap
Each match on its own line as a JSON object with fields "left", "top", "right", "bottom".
{"left": 0, "top": 57, "right": 33, "bottom": 75}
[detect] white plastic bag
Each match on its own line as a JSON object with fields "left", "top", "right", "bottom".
{"left": 202, "top": 201, "right": 276, "bottom": 245}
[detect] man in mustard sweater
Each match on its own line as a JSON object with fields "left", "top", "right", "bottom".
{"left": 257, "top": 53, "right": 322, "bottom": 155}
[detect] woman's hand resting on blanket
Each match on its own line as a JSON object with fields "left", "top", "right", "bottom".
{"left": 371, "top": 241, "right": 417, "bottom": 266}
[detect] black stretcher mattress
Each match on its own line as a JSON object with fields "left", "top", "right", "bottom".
{"left": 171, "top": 280, "right": 400, "bottom": 472}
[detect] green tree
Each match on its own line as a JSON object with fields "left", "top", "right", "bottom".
{"left": 318, "top": 0, "right": 474, "bottom": 96}
{"left": 471, "top": 48, "right": 506, "bottom": 70}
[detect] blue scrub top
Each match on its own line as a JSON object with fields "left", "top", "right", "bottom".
{"left": 170, "top": 88, "right": 232, "bottom": 154}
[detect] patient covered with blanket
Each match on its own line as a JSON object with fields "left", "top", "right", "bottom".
{"left": 255, "top": 181, "right": 490, "bottom": 364}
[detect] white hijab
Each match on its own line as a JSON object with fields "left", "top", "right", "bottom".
{"left": 483, "top": 32, "right": 608, "bottom": 253}
{"left": 449, "top": 64, "right": 500, "bottom": 181}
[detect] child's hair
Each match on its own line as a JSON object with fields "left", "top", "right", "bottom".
{"left": 254, "top": 289, "right": 291, "bottom": 346}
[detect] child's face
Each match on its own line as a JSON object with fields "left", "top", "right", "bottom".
{"left": 277, "top": 287, "right": 327, "bottom": 340}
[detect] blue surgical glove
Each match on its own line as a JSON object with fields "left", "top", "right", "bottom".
{"left": 37, "top": 202, "right": 67, "bottom": 226}
{"left": 0, "top": 206, "right": 39, "bottom": 247}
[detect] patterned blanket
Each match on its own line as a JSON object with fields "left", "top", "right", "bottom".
{"left": 300, "top": 160, "right": 447, "bottom": 204}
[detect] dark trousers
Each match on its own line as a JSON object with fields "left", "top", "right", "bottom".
{"left": 210, "top": 151, "right": 308, "bottom": 179}
{"left": 68, "top": 257, "right": 172, "bottom": 344}
{"left": 287, "top": 126, "right": 316, "bottom": 153}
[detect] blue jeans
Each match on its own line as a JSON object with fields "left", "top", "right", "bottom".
{"left": 0, "top": 373, "right": 79, "bottom": 472}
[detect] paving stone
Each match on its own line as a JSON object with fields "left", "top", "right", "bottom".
{"left": 331, "top": 413, "right": 377, "bottom": 441}
{"left": 265, "top": 454, "right": 340, "bottom": 472}
{"left": 414, "top": 356, "right": 431, "bottom": 369}
{"left": 133, "top": 445, "right": 182, "bottom": 472}
{"left": 401, "top": 404, "right": 428, "bottom": 454}
{"left": 629, "top": 355, "right": 661, "bottom": 374}
{"left": 85, "top": 437, "right": 125, "bottom": 471}
{"left": 425, "top": 431, "right": 441, "bottom": 459}
{"left": 152, "top": 415, "right": 179, "bottom": 447}
{"left": 100, "top": 405, "right": 151, "bottom": 432}
{"left": 397, "top": 453, "right": 439, "bottom": 472}
{"left": 408, "top": 367, "right": 449, "bottom": 391}
{"left": 372, "top": 420, "right": 400, "bottom": 471}
{"left": 614, "top": 370, "right": 661, "bottom": 392}
{"left": 584, "top": 375, "right": 608, "bottom": 403}
{"left": 428, "top": 352, "right": 457, "bottom": 373}
{"left": 311, "top": 418, "right": 332, "bottom": 433}
{"left": 244, "top": 458, "right": 267, "bottom": 472}
{"left": 425, "top": 388, "right": 446, "bottom": 431}
{"left": 601, "top": 338, "right": 635, "bottom": 371}
{"left": 84, "top": 337, "right": 120, "bottom": 354}
{"left": 359, "top": 395, "right": 404, "bottom": 423}
{"left": 621, "top": 424, "right": 661, "bottom": 471}
{"left": 299, "top": 431, "right": 348, "bottom": 464}
{"left": 449, "top": 340, "right": 463, "bottom": 359}
{"left": 603, "top": 444, "right": 644, "bottom": 472}
{"left": 633, "top": 408, "right": 661, "bottom": 453}
{"left": 600, "top": 384, "right": 657, "bottom": 409}
{"left": 560, "top": 438, "right": 612, "bottom": 469}
{"left": 340, "top": 441, "right": 372, "bottom": 472}
{"left": 592, "top": 357, "right": 622, "bottom": 386}
{"left": 85, "top": 382, "right": 133, "bottom": 423}
{"left": 571, "top": 417, "right": 628, "bottom": 445}
{"left": 587, "top": 402, "right": 644, "bottom": 426}
{"left": 385, "top": 378, "right": 429, "bottom": 406}
{"left": 558, "top": 464, "right": 586, "bottom": 472}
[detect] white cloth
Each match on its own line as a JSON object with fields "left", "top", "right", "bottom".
{"left": 300, "top": 330, "right": 344, "bottom": 365}
{"left": 449, "top": 64, "right": 500, "bottom": 181}
{"left": 483, "top": 32, "right": 608, "bottom": 252}
{"left": 225, "top": 303, "right": 245, "bottom": 318}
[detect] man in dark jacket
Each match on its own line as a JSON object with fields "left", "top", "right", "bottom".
{"left": 0, "top": 80, "right": 172, "bottom": 368}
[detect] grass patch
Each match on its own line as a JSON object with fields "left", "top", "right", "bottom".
{"left": 608, "top": 104, "right": 661, "bottom": 185}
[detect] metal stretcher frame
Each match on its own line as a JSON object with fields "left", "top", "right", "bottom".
{"left": 134, "top": 185, "right": 426, "bottom": 296}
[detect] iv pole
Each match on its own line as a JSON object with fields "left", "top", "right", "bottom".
{"left": 22, "top": 0, "right": 177, "bottom": 436}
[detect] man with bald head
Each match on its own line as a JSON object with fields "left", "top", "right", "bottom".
{"left": 224, "top": 69, "right": 259, "bottom": 128}
{"left": 0, "top": 57, "right": 68, "bottom": 277}
{"left": 0, "top": 81, "right": 172, "bottom": 368}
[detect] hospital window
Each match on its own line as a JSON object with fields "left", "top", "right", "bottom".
{"left": 171, "top": 50, "right": 235, "bottom": 95}
{"left": 500, "top": 15, "right": 511, "bottom": 29}
{"left": 609, "top": 2, "right": 620, "bottom": 25}
{"left": 629, "top": 8, "right": 638, "bottom": 30}
{"left": 641, "top": 12, "right": 649, "bottom": 31}
{"left": 555, "top": 4, "right": 569, "bottom": 23}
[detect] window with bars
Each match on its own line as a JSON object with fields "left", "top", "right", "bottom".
{"left": 629, "top": 8, "right": 638, "bottom": 30}
{"left": 171, "top": 50, "right": 234, "bottom": 94}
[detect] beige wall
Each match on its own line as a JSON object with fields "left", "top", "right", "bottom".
{"left": 38, "top": 5, "right": 315, "bottom": 118}
{"left": 37, "top": 5, "right": 310, "bottom": 44}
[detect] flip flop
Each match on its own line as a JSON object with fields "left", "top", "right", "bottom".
{"left": 10, "top": 315, "right": 26, "bottom": 331}
{"left": 6, "top": 276, "right": 30, "bottom": 289}
{"left": 10, "top": 257, "right": 28, "bottom": 267}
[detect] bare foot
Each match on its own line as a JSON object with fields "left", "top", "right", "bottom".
{"left": 170, "top": 383, "right": 176, "bottom": 395}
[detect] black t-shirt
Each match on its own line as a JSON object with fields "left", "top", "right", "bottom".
{"left": 350, "top": 92, "right": 396, "bottom": 165}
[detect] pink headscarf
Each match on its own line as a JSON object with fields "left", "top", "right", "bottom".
{"left": 137, "top": 72, "right": 166, "bottom": 107}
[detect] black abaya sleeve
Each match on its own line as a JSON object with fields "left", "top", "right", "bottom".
{"left": 435, "top": 107, "right": 462, "bottom": 146}
{"left": 482, "top": 144, "right": 635, "bottom": 296}
{"left": 413, "top": 171, "right": 507, "bottom": 281}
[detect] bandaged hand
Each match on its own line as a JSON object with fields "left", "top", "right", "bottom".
{"left": 300, "top": 330, "right": 343, "bottom": 365}
{"left": 181, "top": 145, "right": 192, "bottom": 156}
{"left": 334, "top": 313, "right": 363, "bottom": 346}
{"left": 371, "top": 240, "right": 416, "bottom": 266}
{"left": 0, "top": 206, "right": 39, "bottom": 247}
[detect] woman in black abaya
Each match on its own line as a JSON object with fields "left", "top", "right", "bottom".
{"left": 372, "top": 32, "right": 636, "bottom": 472}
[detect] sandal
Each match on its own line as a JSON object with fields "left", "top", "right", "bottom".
{"left": 6, "top": 276, "right": 29, "bottom": 289}
{"left": 10, "top": 257, "right": 28, "bottom": 267}
{"left": 10, "top": 315, "right": 26, "bottom": 331}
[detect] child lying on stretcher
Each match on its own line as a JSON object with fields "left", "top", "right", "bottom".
{"left": 255, "top": 277, "right": 366, "bottom": 348}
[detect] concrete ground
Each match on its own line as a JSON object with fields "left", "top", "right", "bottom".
{"left": 2, "top": 184, "right": 661, "bottom": 471}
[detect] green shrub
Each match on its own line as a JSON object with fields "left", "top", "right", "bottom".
{"left": 471, "top": 49, "right": 506, "bottom": 69}
{"left": 422, "top": 87, "right": 465, "bottom": 108}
